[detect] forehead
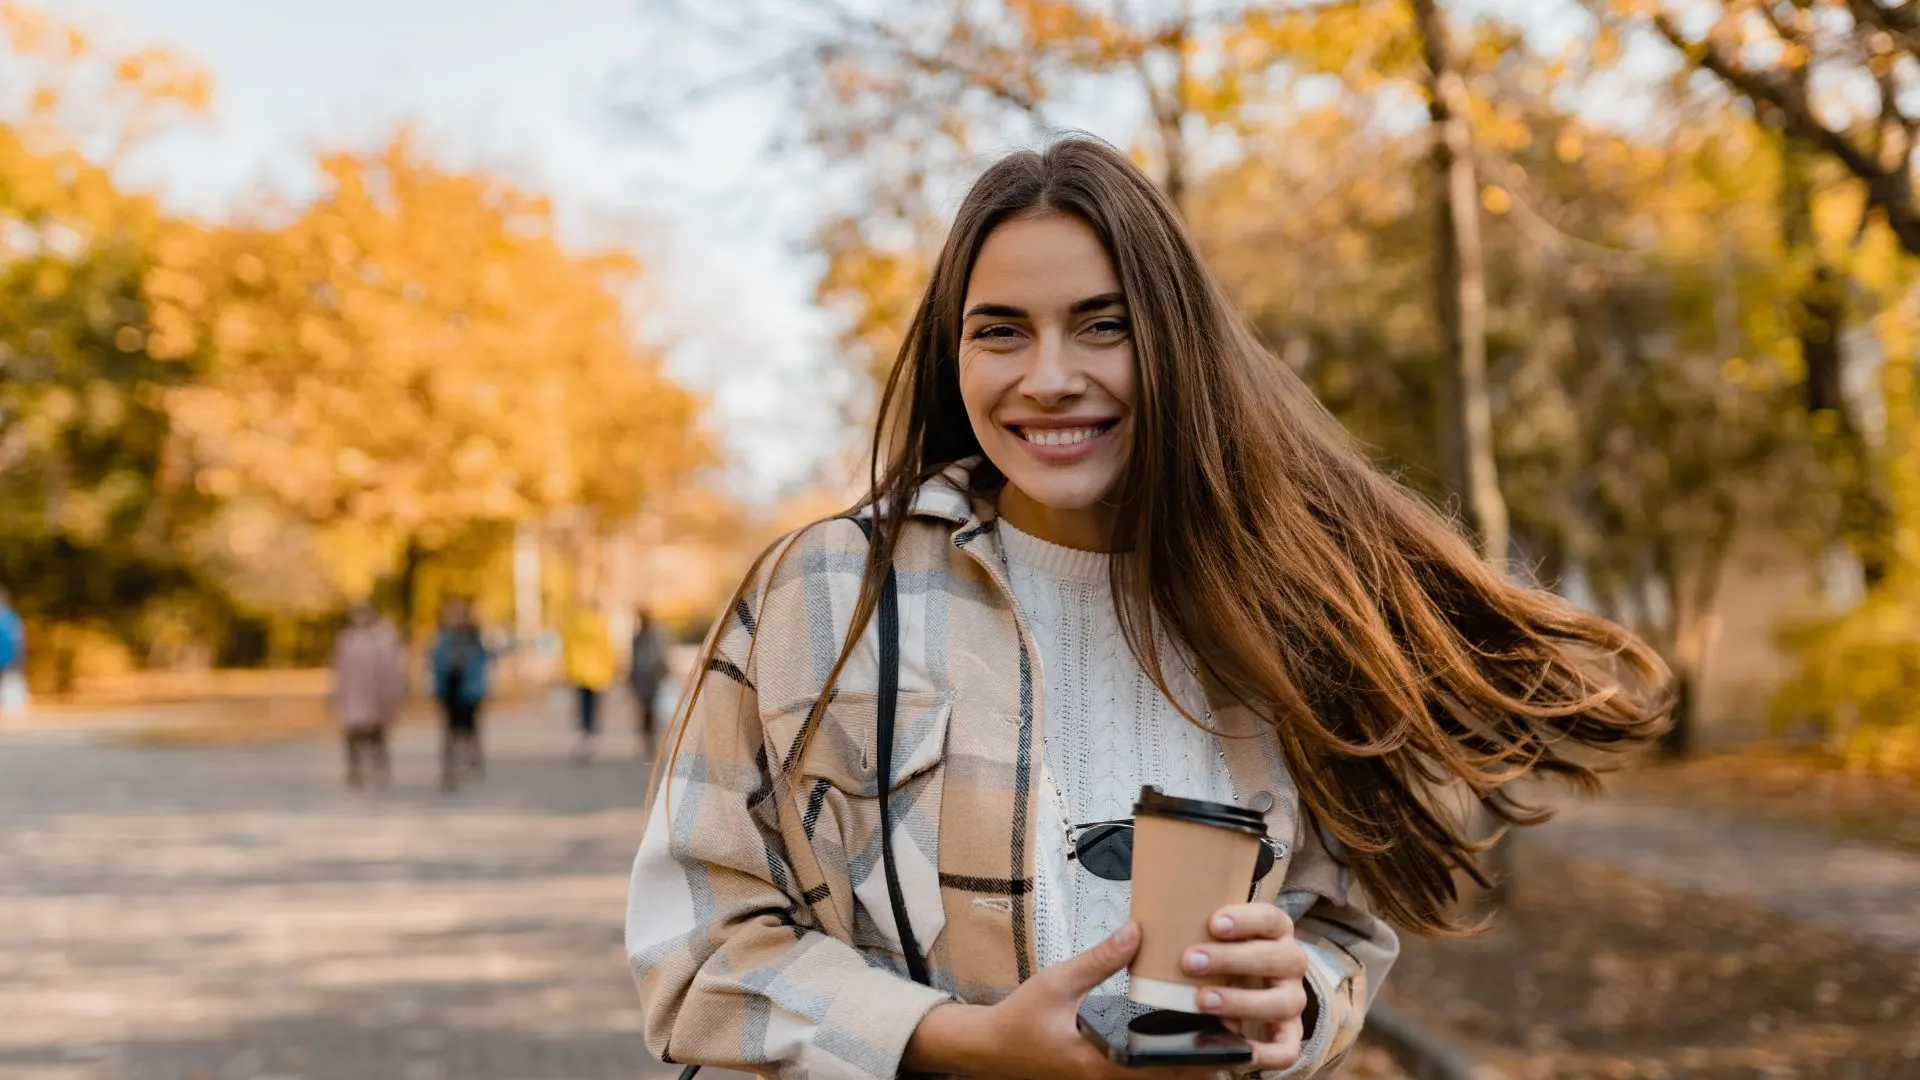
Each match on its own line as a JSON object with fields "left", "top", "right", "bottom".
{"left": 964, "top": 213, "right": 1121, "bottom": 308}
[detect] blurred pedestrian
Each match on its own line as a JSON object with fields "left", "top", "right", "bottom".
{"left": 329, "top": 602, "right": 406, "bottom": 790}
{"left": 428, "top": 599, "right": 490, "bottom": 791}
{"left": 562, "top": 603, "right": 614, "bottom": 763}
{"left": 628, "top": 607, "right": 669, "bottom": 759}
{"left": 0, "top": 586, "right": 26, "bottom": 719}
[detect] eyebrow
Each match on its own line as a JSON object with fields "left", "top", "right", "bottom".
{"left": 962, "top": 292, "right": 1127, "bottom": 320}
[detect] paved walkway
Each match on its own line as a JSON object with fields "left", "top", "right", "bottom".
{"left": 0, "top": 697, "right": 697, "bottom": 1080}
{"left": 1527, "top": 791, "right": 1920, "bottom": 950}
{"left": 7, "top": 695, "right": 1914, "bottom": 1079}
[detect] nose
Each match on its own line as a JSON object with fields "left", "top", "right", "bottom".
{"left": 1018, "top": 328, "right": 1084, "bottom": 406}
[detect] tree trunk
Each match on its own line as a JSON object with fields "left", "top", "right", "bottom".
{"left": 1660, "top": 657, "right": 1698, "bottom": 757}
{"left": 1413, "top": 0, "right": 1510, "bottom": 565}
{"left": 1141, "top": 3, "right": 1192, "bottom": 219}
{"left": 397, "top": 538, "right": 425, "bottom": 644}
{"left": 1781, "top": 138, "right": 1893, "bottom": 587}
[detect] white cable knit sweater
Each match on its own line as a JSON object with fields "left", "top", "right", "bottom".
{"left": 997, "top": 520, "right": 1238, "bottom": 995}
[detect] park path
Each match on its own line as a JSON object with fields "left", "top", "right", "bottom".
{"left": 6, "top": 693, "right": 1915, "bottom": 1080}
{"left": 0, "top": 696, "right": 703, "bottom": 1080}
{"left": 1525, "top": 792, "right": 1920, "bottom": 951}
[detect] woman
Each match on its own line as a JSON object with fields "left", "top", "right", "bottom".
{"left": 626, "top": 138, "right": 1667, "bottom": 1079}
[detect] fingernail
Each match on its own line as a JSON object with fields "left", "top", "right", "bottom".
{"left": 1184, "top": 948, "right": 1211, "bottom": 974}
{"left": 1199, "top": 990, "right": 1224, "bottom": 1011}
{"left": 1212, "top": 914, "right": 1235, "bottom": 934}
{"left": 1115, "top": 922, "right": 1140, "bottom": 947}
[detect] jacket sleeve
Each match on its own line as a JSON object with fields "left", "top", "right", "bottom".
{"left": 625, "top": 566, "right": 953, "bottom": 1080}
{"left": 1274, "top": 886, "right": 1400, "bottom": 1078}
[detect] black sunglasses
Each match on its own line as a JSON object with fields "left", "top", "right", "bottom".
{"left": 1066, "top": 819, "right": 1288, "bottom": 883}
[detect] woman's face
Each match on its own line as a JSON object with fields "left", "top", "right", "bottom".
{"left": 958, "top": 212, "right": 1134, "bottom": 549}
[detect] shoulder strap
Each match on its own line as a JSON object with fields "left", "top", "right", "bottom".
{"left": 854, "top": 514, "right": 933, "bottom": 986}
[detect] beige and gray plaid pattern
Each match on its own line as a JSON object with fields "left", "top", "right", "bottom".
{"left": 627, "top": 463, "right": 1399, "bottom": 1079}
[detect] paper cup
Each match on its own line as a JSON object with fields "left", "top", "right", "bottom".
{"left": 1126, "top": 786, "right": 1266, "bottom": 1013}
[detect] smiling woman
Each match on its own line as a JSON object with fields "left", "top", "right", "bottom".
{"left": 960, "top": 214, "right": 1135, "bottom": 551}
{"left": 627, "top": 136, "right": 1671, "bottom": 1080}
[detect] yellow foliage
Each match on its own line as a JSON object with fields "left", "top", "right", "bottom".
{"left": 2, "top": 3, "right": 208, "bottom": 157}
{"left": 148, "top": 131, "right": 712, "bottom": 601}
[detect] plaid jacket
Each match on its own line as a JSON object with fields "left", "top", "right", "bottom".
{"left": 627, "top": 464, "right": 1399, "bottom": 1079}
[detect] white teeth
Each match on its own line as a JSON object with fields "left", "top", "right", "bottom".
{"left": 1019, "top": 426, "right": 1105, "bottom": 447}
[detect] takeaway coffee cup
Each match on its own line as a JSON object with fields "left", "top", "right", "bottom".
{"left": 1126, "top": 786, "right": 1268, "bottom": 1013}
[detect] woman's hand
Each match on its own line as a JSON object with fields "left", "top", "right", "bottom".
{"left": 1181, "top": 902, "right": 1312, "bottom": 1073}
{"left": 905, "top": 922, "right": 1216, "bottom": 1080}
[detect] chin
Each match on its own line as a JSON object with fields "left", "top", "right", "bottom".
{"left": 995, "top": 462, "right": 1123, "bottom": 513}
{"left": 1016, "top": 483, "right": 1111, "bottom": 511}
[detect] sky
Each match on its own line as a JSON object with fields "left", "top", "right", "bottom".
{"left": 62, "top": 0, "right": 854, "bottom": 503}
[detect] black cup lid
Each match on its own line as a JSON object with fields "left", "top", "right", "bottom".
{"left": 1133, "top": 786, "right": 1267, "bottom": 837}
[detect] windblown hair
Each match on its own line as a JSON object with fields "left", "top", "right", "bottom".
{"left": 679, "top": 135, "right": 1670, "bottom": 937}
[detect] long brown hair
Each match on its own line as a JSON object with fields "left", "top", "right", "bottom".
{"left": 676, "top": 135, "right": 1669, "bottom": 937}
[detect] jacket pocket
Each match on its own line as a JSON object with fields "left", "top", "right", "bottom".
{"left": 793, "top": 690, "right": 952, "bottom": 964}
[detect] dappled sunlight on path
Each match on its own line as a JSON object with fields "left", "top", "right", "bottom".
{"left": 0, "top": 704, "right": 696, "bottom": 1080}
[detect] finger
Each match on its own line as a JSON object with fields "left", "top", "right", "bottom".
{"left": 1182, "top": 938, "right": 1308, "bottom": 981}
{"left": 1207, "top": 903, "right": 1292, "bottom": 942}
{"left": 1193, "top": 979, "right": 1309, "bottom": 1023}
{"left": 1246, "top": 1016, "right": 1306, "bottom": 1073}
{"left": 1049, "top": 921, "right": 1141, "bottom": 996}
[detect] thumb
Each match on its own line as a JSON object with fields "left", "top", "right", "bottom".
{"left": 1050, "top": 922, "right": 1141, "bottom": 997}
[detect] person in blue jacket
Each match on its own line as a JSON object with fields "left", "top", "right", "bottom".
{"left": 0, "top": 587, "right": 26, "bottom": 719}
{"left": 428, "top": 598, "right": 490, "bottom": 791}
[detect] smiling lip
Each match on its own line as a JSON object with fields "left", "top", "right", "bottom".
{"left": 1005, "top": 418, "right": 1119, "bottom": 464}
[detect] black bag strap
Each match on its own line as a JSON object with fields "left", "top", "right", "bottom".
{"left": 676, "top": 513, "right": 923, "bottom": 1080}
{"left": 855, "top": 513, "right": 933, "bottom": 986}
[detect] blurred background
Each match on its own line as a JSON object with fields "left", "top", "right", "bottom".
{"left": 2, "top": 1, "right": 1917, "bottom": 1078}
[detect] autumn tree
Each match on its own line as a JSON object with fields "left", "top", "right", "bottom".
{"left": 1583, "top": 1, "right": 1907, "bottom": 581}
{"left": 1408, "top": 0, "right": 1510, "bottom": 561}
{"left": 1587, "top": 0, "right": 1920, "bottom": 762}
{"left": 148, "top": 133, "right": 710, "bottom": 635}
{"left": 1192, "top": 7, "right": 1873, "bottom": 753}
{"left": 632, "top": 1, "right": 1307, "bottom": 390}
{"left": 0, "top": 2, "right": 208, "bottom": 162}
{"left": 0, "top": 4, "right": 220, "bottom": 687}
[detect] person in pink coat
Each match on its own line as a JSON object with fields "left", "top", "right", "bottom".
{"left": 330, "top": 603, "right": 408, "bottom": 789}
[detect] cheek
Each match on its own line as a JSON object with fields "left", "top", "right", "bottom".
{"left": 956, "top": 353, "right": 1007, "bottom": 434}
{"left": 1102, "top": 346, "right": 1139, "bottom": 410}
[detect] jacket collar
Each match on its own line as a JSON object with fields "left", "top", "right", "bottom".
{"left": 902, "top": 457, "right": 994, "bottom": 528}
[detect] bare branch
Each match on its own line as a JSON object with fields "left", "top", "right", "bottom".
{"left": 1844, "top": 0, "right": 1920, "bottom": 66}
{"left": 1662, "top": 23, "right": 1844, "bottom": 174}
{"left": 1844, "top": 0, "right": 1920, "bottom": 37}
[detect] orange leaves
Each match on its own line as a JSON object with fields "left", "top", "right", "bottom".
{"left": 109, "top": 46, "right": 210, "bottom": 111}
{"left": 3, "top": 4, "right": 209, "bottom": 159}
{"left": 1233, "top": 0, "right": 1420, "bottom": 89}
{"left": 153, "top": 129, "right": 709, "bottom": 595}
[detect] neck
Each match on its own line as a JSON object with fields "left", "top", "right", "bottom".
{"left": 996, "top": 485, "right": 1116, "bottom": 551}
